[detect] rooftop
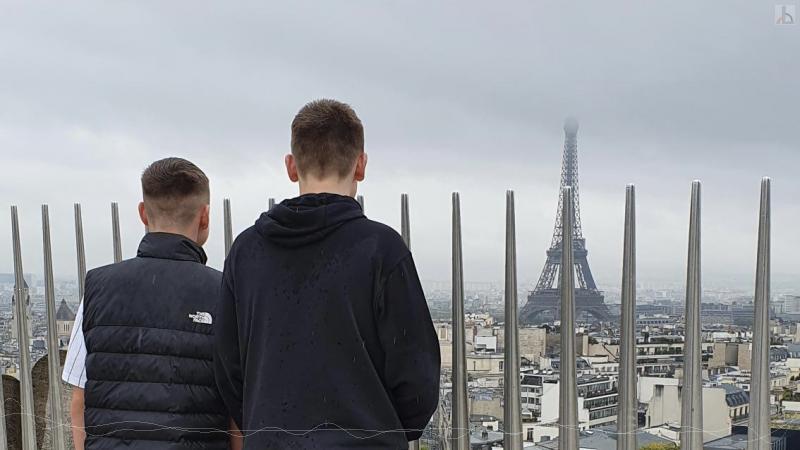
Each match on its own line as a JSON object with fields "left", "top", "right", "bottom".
{"left": 718, "top": 383, "right": 750, "bottom": 408}
{"left": 705, "top": 433, "right": 786, "bottom": 449}
{"left": 533, "top": 426, "right": 675, "bottom": 449}
{"left": 55, "top": 299, "right": 76, "bottom": 321}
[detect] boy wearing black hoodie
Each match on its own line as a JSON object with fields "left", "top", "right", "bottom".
{"left": 214, "top": 99, "right": 441, "bottom": 449}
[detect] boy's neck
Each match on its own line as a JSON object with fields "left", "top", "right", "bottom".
{"left": 147, "top": 226, "right": 200, "bottom": 244}
{"left": 298, "top": 178, "right": 356, "bottom": 198}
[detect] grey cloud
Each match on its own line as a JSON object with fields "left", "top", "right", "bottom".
{"left": 1, "top": 0, "right": 797, "bottom": 289}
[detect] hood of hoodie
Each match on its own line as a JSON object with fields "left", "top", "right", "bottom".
{"left": 255, "top": 193, "right": 365, "bottom": 247}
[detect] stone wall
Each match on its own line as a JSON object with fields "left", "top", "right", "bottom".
{"left": 2, "top": 374, "right": 22, "bottom": 450}
{"left": 2, "top": 350, "right": 74, "bottom": 450}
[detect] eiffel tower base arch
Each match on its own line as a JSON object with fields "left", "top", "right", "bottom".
{"left": 520, "top": 289, "right": 612, "bottom": 324}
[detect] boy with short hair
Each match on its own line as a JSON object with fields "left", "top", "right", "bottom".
{"left": 214, "top": 99, "right": 441, "bottom": 449}
{"left": 63, "top": 157, "right": 237, "bottom": 450}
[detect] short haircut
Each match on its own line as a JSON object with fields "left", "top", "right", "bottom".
{"left": 141, "top": 157, "right": 210, "bottom": 226}
{"left": 291, "top": 99, "right": 364, "bottom": 179}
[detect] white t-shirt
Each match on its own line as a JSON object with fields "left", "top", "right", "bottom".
{"left": 62, "top": 301, "right": 87, "bottom": 389}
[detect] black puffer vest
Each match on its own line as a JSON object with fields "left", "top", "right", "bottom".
{"left": 82, "top": 233, "right": 228, "bottom": 450}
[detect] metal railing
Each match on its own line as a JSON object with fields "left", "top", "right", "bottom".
{"left": 2, "top": 178, "right": 774, "bottom": 449}
{"left": 617, "top": 184, "right": 637, "bottom": 450}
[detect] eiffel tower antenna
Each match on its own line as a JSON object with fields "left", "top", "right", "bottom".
{"left": 521, "top": 118, "right": 611, "bottom": 324}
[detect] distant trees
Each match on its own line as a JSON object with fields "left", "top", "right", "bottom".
{"left": 781, "top": 388, "right": 800, "bottom": 401}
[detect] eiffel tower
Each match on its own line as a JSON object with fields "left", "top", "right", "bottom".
{"left": 520, "top": 118, "right": 612, "bottom": 324}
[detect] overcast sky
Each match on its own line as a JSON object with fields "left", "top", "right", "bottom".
{"left": 1, "top": 1, "right": 798, "bottom": 291}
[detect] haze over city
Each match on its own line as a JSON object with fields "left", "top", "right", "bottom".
{"left": 1, "top": 1, "right": 797, "bottom": 288}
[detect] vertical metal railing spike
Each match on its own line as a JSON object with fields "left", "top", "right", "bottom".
{"left": 450, "top": 193, "right": 469, "bottom": 450}
{"left": 0, "top": 306, "right": 6, "bottom": 450}
{"left": 617, "top": 185, "right": 637, "bottom": 450}
{"left": 11, "top": 206, "right": 37, "bottom": 450}
{"left": 503, "top": 191, "right": 522, "bottom": 449}
{"left": 403, "top": 193, "right": 418, "bottom": 450}
{"left": 42, "top": 206, "right": 67, "bottom": 450}
{"left": 223, "top": 198, "right": 233, "bottom": 257}
{"left": 268, "top": 197, "right": 276, "bottom": 210}
{"left": 748, "top": 177, "right": 771, "bottom": 450}
{"left": 401, "top": 194, "right": 411, "bottom": 250}
{"left": 558, "top": 186, "right": 579, "bottom": 450}
{"left": 111, "top": 202, "right": 123, "bottom": 263}
{"left": 0, "top": 203, "right": 11, "bottom": 450}
{"left": 357, "top": 195, "right": 365, "bottom": 212}
{"left": 74, "top": 203, "right": 87, "bottom": 300}
{"left": 0, "top": 395, "right": 5, "bottom": 450}
{"left": 681, "top": 180, "right": 703, "bottom": 450}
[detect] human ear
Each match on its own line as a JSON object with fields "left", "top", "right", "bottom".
{"left": 285, "top": 154, "right": 299, "bottom": 182}
{"left": 138, "top": 202, "right": 149, "bottom": 230}
{"left": 354, "top": 153, "right": 367, "bottom": 182}
{"left": 199, "top": 204, "right": 210, "bottom": 231}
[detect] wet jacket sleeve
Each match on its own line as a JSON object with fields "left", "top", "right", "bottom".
{"left": 376, "top": 254, "right": 441, "bottom": 441}
{"left": 214, "top": 266, "right": 244, "bottom": 428}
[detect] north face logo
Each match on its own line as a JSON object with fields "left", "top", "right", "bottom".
{"left": 189, "top": 311, "right": 213, "bottom": 325}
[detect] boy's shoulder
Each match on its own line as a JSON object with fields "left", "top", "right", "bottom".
{"left": 352, "top": 216, "right": 405, "bottom": 243}
{"left": 234, "top": 216, "right": 409, "bottom": 266}
{"left": 85, "top": 261, "right": 121, "bottom": 286}
{"left": 348, "top": 217, "right": 410, "bottom": 266}
{"left": 235, "top": 215, "right": 406, "bottom": 248}
{"left": 86, "top": 256, "right": 221, "bottom": 287}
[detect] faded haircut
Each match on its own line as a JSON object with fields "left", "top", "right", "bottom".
{"left": 291, "top": 99, "right": 364, "bottom": 179}
{"left": 141, "top": 157, "right": 210, "bottom": 225}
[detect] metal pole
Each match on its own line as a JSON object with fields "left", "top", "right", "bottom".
{"left": 74, "top": 203, "right": 87, "bottom": 300}
{"left": 268, "top": 197, "right": 276, "bottom": 210}
{"left": 0, "top": 359, "right": 5, "bottom": 450}
{"left": 357, "top": 195, "right": 365, "bottom": 212}
{"left": 111, "top": 202, "right": 122, "bottom": 263}
{"left": 0, "top": 391, "right": 5, "bottom": 450}
{"left": 0, "top": 208, "right": 10, "bottom": 450}
{"left": 224, "top": 198, "right": 233, "bottom": 256}
{"left": 558, "top": 186, "right": 579, "bottom": 450}
{"left": 748, "top": 177, "right": 771, "bottom": 450}
{"left": 42, "top": 205, "right": 67, "bottom": 450}
{"left": 680, "top": 181, "right": 703, "bottom": 450}
{"left": 401, "top": 194, "right": 411, "bottom": 250}
{"left": 617, "top": 185, "right": 637, "bottom": 450}
{"left": 402, "top": 193, "right": 417, "bottom": 450}
{"left": 71, "top": 203, "right": 87, "bottom": 450}
{"left": 504, "top": 191, "right": 522, "bottom": 449}
{"left": 11, "top": 206, "right": 37, "bottom": 450}
{"left": 451, "top": 193, "right": 469, "bottom": 450}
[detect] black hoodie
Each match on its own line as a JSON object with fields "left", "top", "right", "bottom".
{"left": 214, "top": 193, "right": 441, "bottom": 449}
